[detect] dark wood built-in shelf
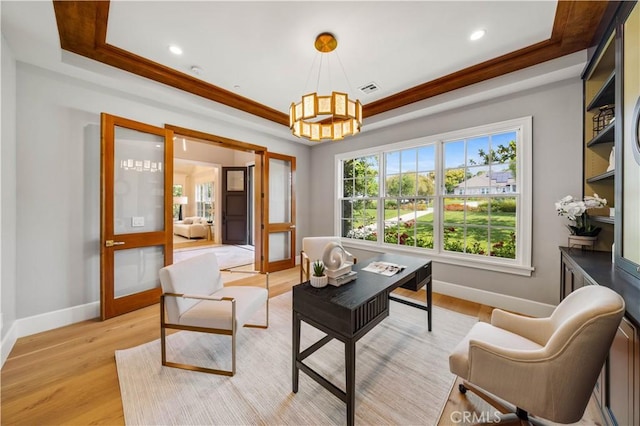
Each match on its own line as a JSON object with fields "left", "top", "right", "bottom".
{"left": 587, "top": 170, "right": 615, "bottom": 183}
{"left": 587, "top": 121, "right": 615, "bottom": 146}
{"left": 586, "top": 71, "right": 616, "bottom": 111}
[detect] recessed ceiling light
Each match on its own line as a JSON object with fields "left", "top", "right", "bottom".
{"left": 470, "top": 29, "right": 486, "bottom": 41}
{"left": 169, "top": 45, "right": 183, "bottom": 55}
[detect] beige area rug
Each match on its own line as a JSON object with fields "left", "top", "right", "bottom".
{"left": 115, "top": 292, "right": 478, "bottom": 425}
{"left": 173, "top": 244, "right": 255, "bottom": 270}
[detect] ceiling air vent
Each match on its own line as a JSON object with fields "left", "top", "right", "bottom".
{"left": 358, "top": 82, "right": 380, "bottom": 94}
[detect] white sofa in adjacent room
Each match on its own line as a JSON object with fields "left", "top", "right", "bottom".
{"left": 173, "top": 217, "right": 208, "bottom": 239}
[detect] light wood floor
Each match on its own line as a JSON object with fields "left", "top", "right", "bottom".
{"left": 0, "top": 266, "right": 596, "bottom": 425}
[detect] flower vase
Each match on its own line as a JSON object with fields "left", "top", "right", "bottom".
{"left": 568, "top": 235, "right": 597, "bottom": 251}
{"left": 310, "top": 275, "right": 328, "bottom": 288}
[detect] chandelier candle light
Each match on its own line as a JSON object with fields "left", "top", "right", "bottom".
{"left": 289, "top": 33, "right": 362, "bottom": 142}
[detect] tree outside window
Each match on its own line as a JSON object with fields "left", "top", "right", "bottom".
{"left": 172, "top": 185, "right": 183, "bottom": 220}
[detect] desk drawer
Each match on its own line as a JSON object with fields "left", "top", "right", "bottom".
{"left": 353, "top": 292, "right": 389, "bottom": 334}
{"left": 400, "top": 262, "right": 431, "bottom": 291}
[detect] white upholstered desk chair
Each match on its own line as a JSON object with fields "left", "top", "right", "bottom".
{"left": 159, "top": 252, "right": 269, "bottom": 376}
{"left": 449, "top": 285, "right": 625, "bottom": 424}
{"left": 300, "top": 236, "right": 356, "bottom": 282}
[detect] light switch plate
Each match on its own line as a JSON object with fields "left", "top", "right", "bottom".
{"left": 132, "top": 216, "right": 145, "bottom": 227}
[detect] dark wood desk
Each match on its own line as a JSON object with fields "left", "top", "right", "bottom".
{"left": 292, "top": 253, "right": 432, "bottom": 426}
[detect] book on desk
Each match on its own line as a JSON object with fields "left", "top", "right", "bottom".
{"left": 325, "top": 262, "right": 357, "bottom": 286}
{"left": 328, "top": 270, "right": 358, "bottom": 286}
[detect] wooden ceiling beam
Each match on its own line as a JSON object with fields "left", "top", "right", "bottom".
{"left": 52, "top": 0, "right": 290, "bottom": 126}
{"left": 364, "top": 0, "right": 609, "bottom": 117}
{"left": 52, "top": 0, "right": 610, "bottom": 127}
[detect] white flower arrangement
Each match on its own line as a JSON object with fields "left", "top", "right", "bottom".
{"left": 555, "top": 193, "right": 607, "bottom": 236}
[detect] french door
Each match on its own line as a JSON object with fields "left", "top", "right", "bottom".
{"left": 263, "top": 152, "right": 296, "bottom": 272}
{"left": 100, "top": 113, "right": 173, "bottom": 320}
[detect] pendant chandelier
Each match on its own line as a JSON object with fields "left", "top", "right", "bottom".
{"left": 289, "top": 33, "right": 362, "bottom": 142}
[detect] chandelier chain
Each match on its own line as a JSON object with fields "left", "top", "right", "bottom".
{"left": 334, "top": 51, "right": 354, "bottom": 97}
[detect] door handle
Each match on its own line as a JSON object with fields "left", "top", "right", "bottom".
{"left": 105, "top": 240, "right": 125, "bottom": 247}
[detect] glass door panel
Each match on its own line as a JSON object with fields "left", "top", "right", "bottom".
{"left": 114, "top": 246, "right": 165, "bottom": 298}
{"left": 264, "top": 152, "right": 296, "bottom": 272}
{"left": 114, "top": 126, "right": 166, "bottom": 234}
{"left": 268, "top": 231, "right": 292, "bottom": 262}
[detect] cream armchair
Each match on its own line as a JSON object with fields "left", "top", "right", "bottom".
{"left": 159, "top": 252, "right": 268, "bottom": 376}
{"left": 299, "top": 236, "right": 355, "bottom": 282}
{"left": 449, "top": 285, "right": 625, "bottom": 424}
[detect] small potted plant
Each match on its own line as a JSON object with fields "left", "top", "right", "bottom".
{"left": 310, "top": 260, "right": 328, "bottom": 288}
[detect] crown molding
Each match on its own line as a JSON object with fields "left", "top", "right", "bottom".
{"left": 52, "top": 0, "right": 609, "bottom": 127}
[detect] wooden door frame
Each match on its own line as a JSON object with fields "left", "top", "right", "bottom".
{"left": 164, "top": 125, "right": 267, "bottom": 271}
{"left": 100, "top": 113, "right": 174, "bottom": 319}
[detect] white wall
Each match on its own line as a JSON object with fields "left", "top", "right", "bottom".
{"left": 309, "top": 78, "right": 584, "bottom": 307}
{"left": 1, "top": 35, "right": 18, "bottom": 352}
{"left": 11, "top": 62, "right": 310, "bottom": 324}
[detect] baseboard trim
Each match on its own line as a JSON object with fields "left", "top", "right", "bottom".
{"left": 19, "top": 301, "right": 100, "bottom": 337}
{"left": 1, "top": 301, "right": 100, "bottom": 368}
{"left": 433, "top": 279, "right": 556, "bottom": 317}
{"left": 1, "top": 321, "right": 19, "bottom": 367}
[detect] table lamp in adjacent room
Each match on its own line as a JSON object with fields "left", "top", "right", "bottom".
{"left": 173, "top": 196, "right": 188, "bottom": 220}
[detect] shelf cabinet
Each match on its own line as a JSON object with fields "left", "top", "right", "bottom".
{"left": 587, "top": 121, "right": 615, "bottom": 147}
{"left": 583, "top": 33, "right": 616, "bottom": 250}
{"left": 559, "top": 249, "right": 640, "bottom": 426}
{"left": 570, "top": 3, "right": 640, "bottom": 426}
{"left": 586, "top": 70, "right": 616, "bottom": 111}
{"left": 608, "top": 317, "right": 639, "bottom": 426}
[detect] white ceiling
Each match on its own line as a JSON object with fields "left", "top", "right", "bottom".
{"left": 104, "top": 1, "right": 557, "bottom": 114}
{"left": 2, "top": 1, "right": 582, "bottom": 144}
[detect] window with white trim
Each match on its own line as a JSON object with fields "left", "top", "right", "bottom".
{"left": 195, "top": 182, "right": 214, "bottom": 220}
{"left": 337, "top": 117, "right": 532, "bottom": 272}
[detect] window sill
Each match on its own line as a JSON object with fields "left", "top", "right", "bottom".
{"left": 342, "top": 240, "right": 534, "bottom": 277}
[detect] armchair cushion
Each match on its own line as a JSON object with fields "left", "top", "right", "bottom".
{"left": 179, "top": 286, "right": 268, "bottom": 330}
{"left": 449, "top": 321, "right": 543, "bottom": 380}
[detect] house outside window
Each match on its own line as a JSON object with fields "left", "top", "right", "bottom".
{"left": 337, "top": 117, "right": 532, "bottom": 275}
